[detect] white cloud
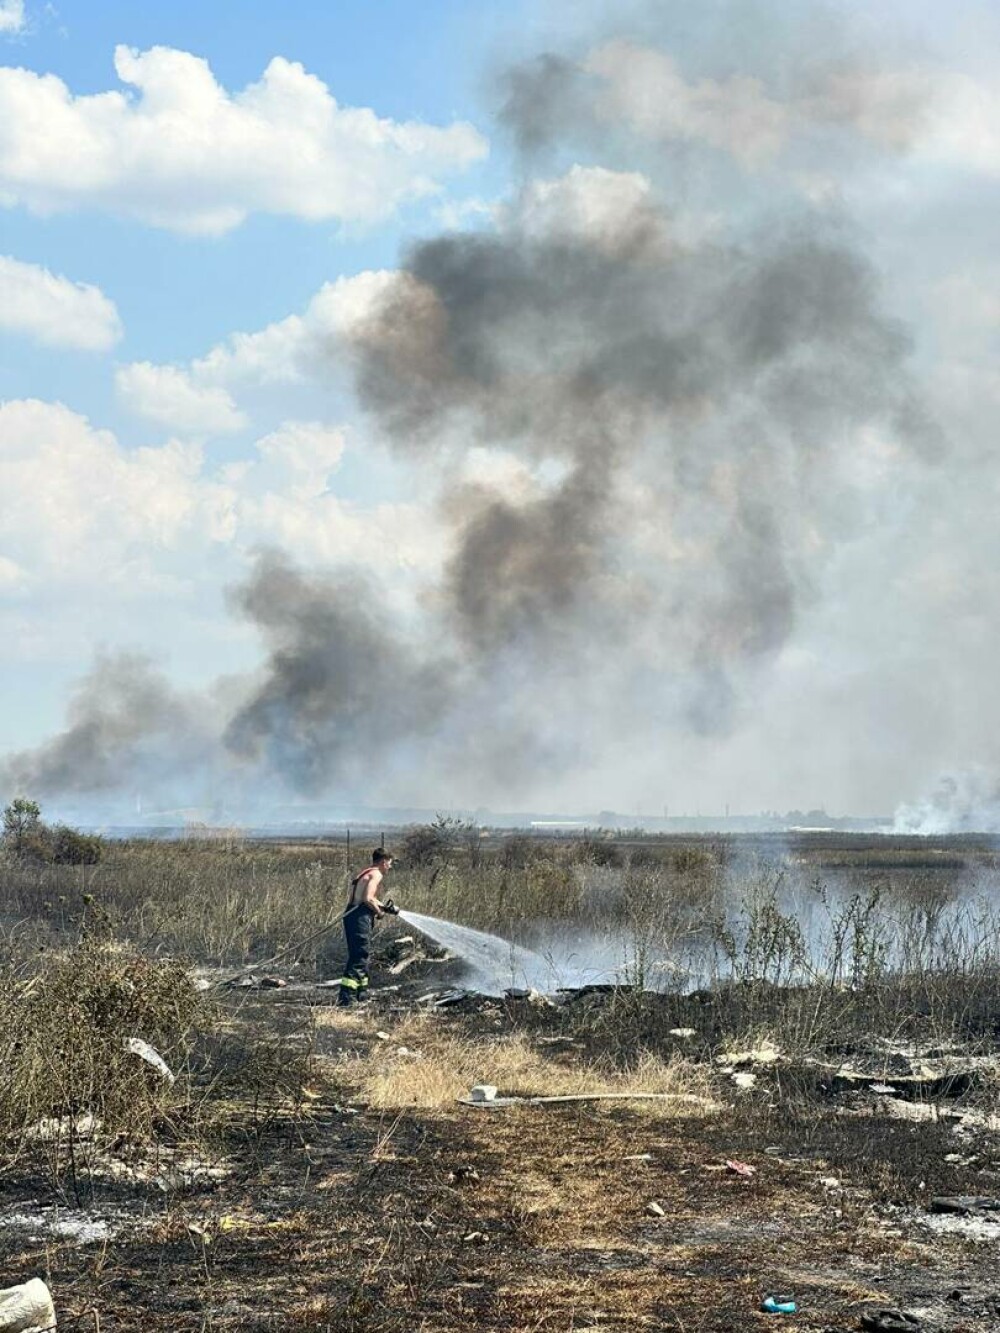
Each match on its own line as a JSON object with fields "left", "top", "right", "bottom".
{"left": 0, "top": 45, "right": 487, "bottom": 234}
{"left": 189, "top": 269, "right": 403, "bottom": 388}
{"left": 0, "top": 399, "right": 438, "bottom": 597}
{"left": 0, "top": 399, "right": 225, "bottom": 584}
{"left": 0, "top": 254, "right": 121, "bottom": 350}
{"left": 116, "top": 361, "right": 248, "bottom": 435}
{"left": 0, "top": 1, "right": 24, "bottom": 35}
{"left": 255, "top": 421, "right": 346, "bottom": 498}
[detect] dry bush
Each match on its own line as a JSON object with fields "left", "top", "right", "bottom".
{"left": 0, "top": 939, "right": 206, "bottom": 1151}
{"left": 322, "top": 1011, "right": 713, "bottom": 1112}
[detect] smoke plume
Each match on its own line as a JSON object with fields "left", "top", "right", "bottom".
{"left": 3, "top": 3, "right": 966, "bottom": 821}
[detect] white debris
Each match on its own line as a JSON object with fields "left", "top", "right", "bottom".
{"left": 469, "top": 1085, "right": 498, "bottom": 1103}
{"left": 1, "top": 1208, "right": 112, "bottom": 1243}
{"left": 731, "top": 1072, "right": 757, "bottom": 1091}
{"left": 26, "top": 1114, "right": 100, "bottom": 1142}
{"left": 669, "top": 1028, "right": 697, "bottom": 1038}
{"left": 395, "top": 1047, "right": 422, "bottom": 1059}
{"left": 646, "top": 1200, "right": 665, "bottom": 1217}
{"left": 0, "top": 1276, "right": 56, "bottom": 1332}
{"left": 717, "top": 1040, "right": 781, "bottom": 1069}
{"left": 922, "top": 1211, "right": 1000, "bottom": 1243}
{"left": 125, "top": 1038, "right": 175, "bottom": 1084}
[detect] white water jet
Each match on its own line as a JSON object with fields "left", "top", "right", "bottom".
{"left": 399, "top": 911, "right": 569, "bottom": 994}
{"left": 397, "top": 911, "right": 659, "bottom": 993}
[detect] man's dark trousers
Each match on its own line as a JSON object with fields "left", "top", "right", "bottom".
{"left": 338, "top": 905, "right": 373, "bottom": 1005}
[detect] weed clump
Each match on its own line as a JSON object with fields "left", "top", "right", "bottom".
{"left": 0, "top": 939, "right": 205, "bottom": 1148}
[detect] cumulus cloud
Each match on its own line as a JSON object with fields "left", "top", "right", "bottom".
{"left": 255, "top": 421, "right": 345, "bottom": 499}
{"left": 0, "top": 399, "right": 436, "bottom": 594}
{"left": 116, "top": 362, "right": 248, "bottom": 435}
{"left": 190, "top": 270, "right": 403, "bottom": 388}
{"left": 0, "top": 45, "right": 487, "bottom": 234}
{"left": 0, "top": 254, "right": 121, "bottom": 350}
{"left": 0, "top": 1, "right": 24, "bottom": 35}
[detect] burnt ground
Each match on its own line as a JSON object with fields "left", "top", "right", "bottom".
{"left": 3, "top": 982, "right": 1000, "bottom": 1332}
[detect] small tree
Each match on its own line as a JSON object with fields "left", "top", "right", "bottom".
{"left": 401, "top": 815, "right": 472, "bottom": 867}
{"left": 3, "top": 797, "right": 41, "bottom": 854}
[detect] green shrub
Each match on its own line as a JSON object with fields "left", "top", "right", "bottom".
{"left": 50, "top": 825, "right": 103, "bottom": 865}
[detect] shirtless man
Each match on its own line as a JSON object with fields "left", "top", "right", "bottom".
{"left": 337, "top": 848, "right": 394, "bottom": 1006}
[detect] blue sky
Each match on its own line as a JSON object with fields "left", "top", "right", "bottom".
{"left": 1, "top": 0, "right": 999, "bottom": 821}
{"left": 1, "top": 0, "right": 517, "bottom": 417}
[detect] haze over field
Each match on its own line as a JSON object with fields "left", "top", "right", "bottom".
{"left": 1, "top": 1, "right": 998, "bottom": 828}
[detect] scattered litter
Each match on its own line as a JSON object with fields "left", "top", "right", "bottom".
{"left": 870, "top": 1083, "right": 898, "bottom": 1095}
{"left": 724, "top": 1159, "right": 757, "bottom": 1178}
{"left": 622, "top": 1153, "right": 653, "bottom": 1163}
{"left": 434, "top": 988, "right": 471, "bottom": 1008}
{"left": 0, "top": 1277, "right": 56, "bottom": 1332}
{"left": 229, "top": 974, "right": 258, "bottom": 989}
{"left": 374, "top": 1031, "right": 390, "bottom": 1041}
{"left": 859, "top": 1308, "right": 920, "bottom": 1332}
{"left": 731, "top": 1072, "right": 757, "bottom": 1092}
{"left": 126, "top": 1037, "right": 175, "bottom": 1084}
{"left": 646, "top": 1201, "right": 665, "bottom": 1217}
{"left": 761, "top": 1295, "right": 796, "bottom": 1314}
{"left": 394, "top": 1046, "right": 422, "bottom": 1059}
{"left": 462, "top": 1230, "right": 488, "bottom": 1244}
{"left": 469, "top": 1084, "right": 498, "bottom": 1103}
{"left": 448, "top": 1166, "right": 481, "bottom": 1185}
{"left": 192, "top": 977, "right": 212, "bottom": 992}
{"left": 819, "top": 1176, "right": 841, "bottom": 1190}
{"left": 258, "top": 976, "right": 287, "bottom": 989}
{"left": 669, "top": 1028, "right": 696, "bottom": 1038}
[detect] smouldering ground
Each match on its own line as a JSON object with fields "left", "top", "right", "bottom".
{"left": 4, "top": 991, "right": 1000, "bottom": 1332}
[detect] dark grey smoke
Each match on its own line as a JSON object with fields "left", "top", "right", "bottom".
{"left": 347, "top": 212, "right": 924, "bottom": 698}
{"left": 0, "top": 653, "right": 208, "bottom": 798}
{"left": 498, "top": 54, "right": 590, "bottom": 157}
{"left": 223, "top": 550, "right": 451, "bottom": 794}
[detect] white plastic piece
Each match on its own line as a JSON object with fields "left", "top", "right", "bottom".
{"left": 0, "top": 1277, "right": 56, "bottom": 1331}
{"left": 125, "top": 1038, "right": 175, "bottom": 1084}
{"left": 469, "top": 1084, "right": 498, "bottom": 1102}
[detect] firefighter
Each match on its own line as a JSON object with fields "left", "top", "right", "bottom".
{"left": 337, "top": 847, "right": 395, "bottom": 1006}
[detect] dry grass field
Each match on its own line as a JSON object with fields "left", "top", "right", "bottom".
{"left": 2, "top": 830, "right": 1000, "bottom": 1329}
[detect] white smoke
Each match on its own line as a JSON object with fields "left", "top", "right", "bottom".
{"left": 893, "top": 767, "right": 1000, "bottom": 835}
